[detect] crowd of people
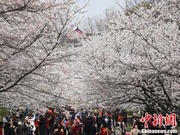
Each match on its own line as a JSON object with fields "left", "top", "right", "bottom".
{"left": 0, "top": 106, "right": 129, "bottom": 135}
{"left": 0, "top": 106, "right": 178, "bottom": 135}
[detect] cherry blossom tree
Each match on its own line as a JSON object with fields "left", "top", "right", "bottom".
{"left": 80, "top": 0, "right": 180, "bottom": 113}
{"left": 0, "top": 0, "right": 89, "bottom": 108}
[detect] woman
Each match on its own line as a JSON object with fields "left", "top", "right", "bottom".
{"left": 98, "top": 124, "right": 112, "bottom": 135}
{"left": 130, "top": 124, "right": 140, "bottom": 135}
{"left": 114, "top": 123, "right": 123, "bottom": 135}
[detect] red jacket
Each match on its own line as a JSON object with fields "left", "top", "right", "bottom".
{"left": 46, "top": 118, "right": 50, "bottom": 129}
{"left": 101, "top": 127, "right": 108, "bottom": 135}
{"left": 35, "top": 119, "right": 39, "bottom": 128}
{"left": 0, "top": 127, "right": 2, "bottom": 135}
{"left": 100, "top": 127, "right": 111, "bottom": 135}
{"left": 72, "top": 125, "right": 81, "bottom": 135}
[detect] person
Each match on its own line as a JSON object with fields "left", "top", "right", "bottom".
{"left": 0, "top": 122, "right": 3, "bottom": 135}
{"left": 4, "top": 120, "right": 11, "bottom": 135}
{"left": 103, "top": 116, "right": 111, "bottom": 129}
{"left": 24, "top": 122, "right": 32, "bottom": 135}
{"left": 117, "top": 118, "right": 126, "bottom": 135}
{"left": 39, "top": 115, "right": 47, "bottom": 135}
{"left": 132, "top": 117, "right": 143, "bottom": 131}
{"left": 16, "top": 121, "right": 24, "bottom": 135}
{"left": 130, "top": 124, "right": 140, "bottom": 135}
{"left": 84, "top": 117, "right": 96, "bottom": 135}
{"left": 3, "top": 116, "right": 8, "bottom": 126}
{"left": 50, "top": 115, "right": 56, "bottom": 135}
{"left": 72, "top": 122, "right": 82, "bottom": 135}
{"left": 59, "top": 124, "right": 65, "bottom": 135}
{"left": 114, "top": 123, "right": 123, "bottom": 135}
{"left": 67, "top": 119, "right": 74, "bottom": 135}
{"left": 28, "top": 115, "right": 36, "bottom": 135}
{"left": 96, "top": 114, "right": 103, "bottom": 132}
{"left": 53, "top": 123, "right": 65, "bottom": 135}
{"left": 46, "top": 115, "right": 50, "bottom": 135}
{"left": 34, "top": 116, "right": 39, "bottom": 135}
{"left": 98, "top": 124, "right": 112, "bottom": 135}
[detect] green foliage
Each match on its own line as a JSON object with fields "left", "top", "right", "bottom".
{"left": 126, "top": 123, "right": 132, "bottom": 131}
{"left": 0, "top": 107, "right": 8, "bottom": 121}
{"left": 127, "top": 110, "right": 134, "bottom": 116}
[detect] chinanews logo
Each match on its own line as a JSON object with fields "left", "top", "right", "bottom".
{"left": 140, "top": 113, "right": 178, "bottom": 134}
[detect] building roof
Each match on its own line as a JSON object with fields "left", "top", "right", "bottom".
{"left": 74, "top": 27, "right": 84, "bottom": 34}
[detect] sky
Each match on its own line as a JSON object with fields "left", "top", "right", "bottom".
{"left": 78, "top": 0, "right": 126, "bottom": 17}
{"left": 44, "top": 0, "right": 126, "bottom": 17}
